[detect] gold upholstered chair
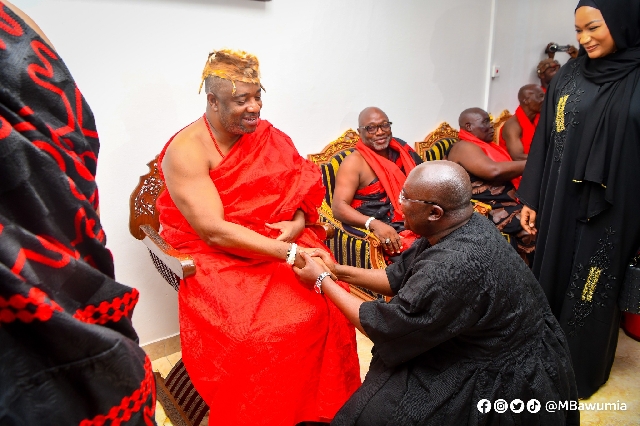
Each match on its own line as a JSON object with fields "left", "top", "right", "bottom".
{"left": 491, "top": 109, "right": 513, "bottom": 145}
{"left": 308, "top": 129, "right": 388, "bottom": 302}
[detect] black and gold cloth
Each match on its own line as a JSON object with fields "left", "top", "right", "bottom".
{"left": 0, "top": 3, "right": 155, "bottom": 424}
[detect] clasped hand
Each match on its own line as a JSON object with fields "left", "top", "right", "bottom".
{"left": 292, "top": 250, "right": 337, "bottom": 286}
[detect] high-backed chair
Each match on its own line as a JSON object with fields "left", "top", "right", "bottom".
{"left": 308, "top": 129, "right": 389, "bottom": 302}
{"left": 492, "top": 109, "right": 513, "bottom": 145}
{"left": 415, "top": 122, "right": 459, "bottom": 161}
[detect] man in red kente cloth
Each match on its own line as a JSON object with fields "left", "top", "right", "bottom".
{"left": 156, "top": 49, "right": 360, "bottom": 425}
{"left": 332, "top": 107, "right": 422, "bottom": 263}
{"left": 499, "top": 84, "right": 545, "bottom": 160}
{"left": 448, "top": 108, "right": 535, "bottom": 265}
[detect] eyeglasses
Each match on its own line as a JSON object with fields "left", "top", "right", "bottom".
{"left": 359, "top": 122, "right": 392, "bottom": 134}
{"left": 398, "top": 189, "right": 439, "bottom": 206}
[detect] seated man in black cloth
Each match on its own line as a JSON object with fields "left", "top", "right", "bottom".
{"left": 448, "top": 107, "right": 535, "bottom": 265}
{"left": 294, "top": 161, "right": 579, "bottom": 426}
{"left": 332, "top": 107, "right": 422, "bottom": 260}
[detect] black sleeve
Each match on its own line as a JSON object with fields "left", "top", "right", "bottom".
{"left": 516, "top": 62, "right": 564, "bottom": 209}
{"left": 384, "top": 239, "right": 424, "bottom": 294}
{"left": 361, "top": 247, "right": 491, "bottom": 368}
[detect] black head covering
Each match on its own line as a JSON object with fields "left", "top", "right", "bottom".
{"left": 575, "top": 0, "right": 598, "bottom": 10}
{"left": 572, "top": 0, "right": 640, "bottom": 217}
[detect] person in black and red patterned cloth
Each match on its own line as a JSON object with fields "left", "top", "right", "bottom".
{"left": 332, "top": 107, "right": 423, "bottom": 263}
{"left": 0, "top": 1, "right": 155, "bottom": 425}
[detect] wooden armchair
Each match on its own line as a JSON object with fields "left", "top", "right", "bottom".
{"left": 129, "top": 157, "right": 196, "bottom": 291}
{"left": 308, "top": 129, "right": 387, "bottom": 302}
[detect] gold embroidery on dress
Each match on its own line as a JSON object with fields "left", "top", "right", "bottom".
{"left": 581, "top": 266, "right": 602, "bottom": 302}
{"left": 556, "top": 95, "right": 569, "bottom": 132}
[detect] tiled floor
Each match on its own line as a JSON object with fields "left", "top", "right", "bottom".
{"left": 152, "top": 329, "right": 640, "bottom": 425}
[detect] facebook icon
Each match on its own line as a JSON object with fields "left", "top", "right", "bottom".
{"left": 477, "top": 399, "right": 492, "bottom": 414}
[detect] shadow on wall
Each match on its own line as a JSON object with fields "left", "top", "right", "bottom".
{"left": 82, "top": 0, "right": 268, "bottom": 9}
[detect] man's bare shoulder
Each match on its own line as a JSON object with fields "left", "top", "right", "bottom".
{"left": 163, "top": 121, "right": 211, "bottom": 174}
{"left": 502, "top": 116, "right": 522, "bottom": 136}
{"left": 340, "top": 149, "right": 365, "bottom": 168}
{"left": 448, "top": 140, "right": 483, "bottom": 161}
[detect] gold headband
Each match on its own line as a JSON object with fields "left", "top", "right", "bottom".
{"left": 199, "top": 49, "right": 265, "bottom": 95}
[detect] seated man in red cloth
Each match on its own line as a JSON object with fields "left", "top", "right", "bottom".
{"left": 499, "top": 84, "right": 544, "bottom": 160}
{"left": 156, "top": 49, "right": 360, "bottom": 425}
{"left": 448, "top": 108, "right": 535, "bottom": 265}
{"left": 332, "top": 107, "right": 422, "bottom": 262}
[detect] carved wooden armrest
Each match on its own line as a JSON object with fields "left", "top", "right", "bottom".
{"left": 140, "top": 224, "right": 196, "bottom": 279}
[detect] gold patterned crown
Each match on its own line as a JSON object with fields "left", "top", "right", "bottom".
{"left": 199, "top": 49, "right": 264, "bottom": 95}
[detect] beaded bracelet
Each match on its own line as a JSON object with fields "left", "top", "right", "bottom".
{"left": 286, "top": 243, "right": 298, "bottom": 265}
{"left": 364, "top": 216, "right": 376, "bottom": 231}
{"left": 315, "top": 272, "right": 330, "bottom": 294}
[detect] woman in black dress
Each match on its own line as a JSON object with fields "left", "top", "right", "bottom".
{"left": 518, "top": 0, "right": 640, "bottom": 398}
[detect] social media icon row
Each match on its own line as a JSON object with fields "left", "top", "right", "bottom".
{"left": 477, "top": 399, "right": 541, "bottom": 414}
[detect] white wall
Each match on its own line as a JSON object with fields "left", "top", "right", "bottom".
{"left": 488, "top": 0, "right": 579, "bottom": 114}
{"left": 16, "top": 0, "right": 578, "bottom": 345}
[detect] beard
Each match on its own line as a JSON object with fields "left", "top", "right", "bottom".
{"left": 218, "top": 104, "right": 258, "bottom": 135}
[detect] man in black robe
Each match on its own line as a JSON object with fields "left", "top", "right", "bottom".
{"left": 295, "top": 161, "right": 579, "bottom": 425}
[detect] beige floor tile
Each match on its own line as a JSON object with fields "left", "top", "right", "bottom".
{"left": 165, "top": 335, "right": 182, "bottom": 356}
{"left": 154, "top": 400, "right": 169, "bottom": 425}
{"left": 166, "top": 351, "right": 182, "bottom": 368}
{"left": 151, "top": 356, "right": 174, "bottom": 379}
{"left": 580, "top": 330, "right": 640, "bottom": 425}
{"left": 142, "top": 340, "right": 166, "bottom": 362}
{"left": 356, "top": 329, "right": 374, "bottom": 382}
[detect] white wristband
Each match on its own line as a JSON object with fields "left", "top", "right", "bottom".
{"left": 315, "top": 272, "right": 330, "bottom": 294}
{"left": 364, "top": 216, "right": 376, "bottom": 231}
{"left": 286, "top": 243, "right": 297, "bottom": 265}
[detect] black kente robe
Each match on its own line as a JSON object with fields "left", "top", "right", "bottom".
{"left": 0, "top": 3, "right": 155, "bottom": 424}
{"left": 332, "top": 213, "right": 579, "bottom": 426}
{"left": 517, "top": 56, "right": 640, "bottom": 398}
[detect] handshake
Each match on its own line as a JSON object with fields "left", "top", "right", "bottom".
{"left": 292, "top": 248, "right": 339, "bottom": 287}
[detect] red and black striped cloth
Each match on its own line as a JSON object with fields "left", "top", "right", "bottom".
{"left": 0, "top": 3, "right": 155, "bottom": 424}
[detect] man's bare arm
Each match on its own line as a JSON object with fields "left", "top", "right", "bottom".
{"left": 502, "top": 119, "right": 527, "bottom": 161}
{"left": 331, "top": 153, "right": 402, "bottom": 253}
{"left": 448, "top": 141, "right": 525, "bottom": 183}
{"left": 310, "top": 250, "right": 393, "bottom": 296}
{"left": 162, "top": 129, "right": 308, "bottom": 264}
{"left": 294, "top": 252, "right": 394, "bottom": 336}
{"left": 332, "top": 153, "right": 371, "bottom": 226}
